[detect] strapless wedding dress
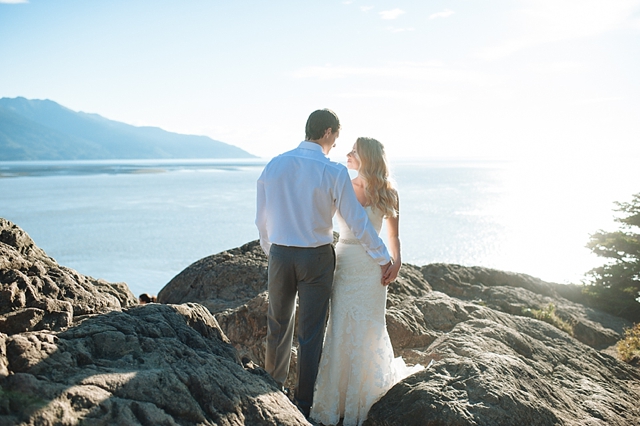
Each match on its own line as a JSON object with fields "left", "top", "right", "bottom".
{"left": 310, "top": 206, "right": 422, "bottom": 426}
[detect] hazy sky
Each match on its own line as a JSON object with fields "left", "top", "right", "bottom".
{"left": 1, "top": 0, "right": 639, "bottom": 160}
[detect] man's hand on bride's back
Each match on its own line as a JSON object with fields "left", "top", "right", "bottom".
{"left": 381, "top": 260, "right": 400, "bottom": 286}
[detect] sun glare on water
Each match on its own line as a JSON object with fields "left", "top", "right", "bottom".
{"left": 487, "top": 157, "right": 637, "bottom": 283}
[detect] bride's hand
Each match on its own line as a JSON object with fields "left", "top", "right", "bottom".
{"left": 381, "top": 260, "right": 401, "bottom": 286}
{"left": 380, "top": 261, "right": 392, "bottom": 285}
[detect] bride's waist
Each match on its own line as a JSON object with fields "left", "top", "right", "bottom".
{"left": 337, "top": 235, "right": 382, "bottom": 245}
{"left": 335, "top": 241, "right": 377, "bottom": 262}
{"left": 337, "top": 237, "right": 360, "bottom": 245}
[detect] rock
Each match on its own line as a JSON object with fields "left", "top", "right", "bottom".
{"left": 364, "top": 293, "right": 640, "bottom": 425}
{"left": 0, "top": 220, "right": 310, "bottom": 425}
{"left": 0, "top": 218, "right": 55, "bottom": 266}
{"left": 0, "top": 303, "right": 308, "bottom": 425}
{"left": 387, "top": 263, "right": 432, "bottom": 300}
{"left": 421, "top": 263, "right": 560, "bottom": 297}
{"left": 385, "top": 292, "right": 475, "bottom": 366}
{"left": 6, "top": 219, "right": 634, "bottom": 425}
{"left": 159, "top": 241, "right": 640, "bottom": 425}
{"left": 157, "top": 235, "right": 342, "bottom": 313}
{"left": 157, "top": 240, "right": 268, "bottom": 313}
{"left": 158, "top": 240, "right": 429, "bottom": 389}
{"left": 0, "top": 218, "right": 138, "bottom": 335}
{"left": 421, "top": 263, "right": 632, "bottom": 350}
{"left": 214, "top": 291, "right": 269, "bottom": 371}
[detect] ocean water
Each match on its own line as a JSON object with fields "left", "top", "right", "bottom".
{"left": 0, "top": 157, "right": 637, "bottom": 297}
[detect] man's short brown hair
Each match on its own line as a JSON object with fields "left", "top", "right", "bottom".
{"left": 305, "top": 109, "right": 340, "bottom": 140}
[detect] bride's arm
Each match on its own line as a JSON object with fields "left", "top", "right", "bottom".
{"left": 382, "top": 198, "right": 401, "bottom": 285}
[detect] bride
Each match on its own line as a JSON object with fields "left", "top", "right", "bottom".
{"left": 310, "top": 137, "right": 422, "bottom": 426}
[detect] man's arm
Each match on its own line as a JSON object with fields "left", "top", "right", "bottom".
{"left": 334, "top": 167, "right": 391, "bottom": 265}
{"left": 255, "top": 173, "right": 271, "bottom": 256}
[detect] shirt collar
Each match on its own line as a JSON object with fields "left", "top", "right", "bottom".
{"left": 298, "top": 141, "right": 324, "bottom": 153}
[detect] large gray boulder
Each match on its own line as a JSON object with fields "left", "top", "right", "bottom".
{"left": 365, "top": 292, "right": 640, "bottom": 425}
{"left": 0, "top": 218, "right": 138, "bottom": 335}
{"left": 0, "top": 220, "right": 310, "bottom": 425}
{"left": 421, "top": 263, "right": 631, "bottom": 350}
{"left": 0, "top": 303, "right": 308, "bottom": 425}
{"left": 157, "top": 240, "right": 268, "bottom": 313}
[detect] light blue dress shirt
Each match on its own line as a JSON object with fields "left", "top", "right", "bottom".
{"left": 256, "top": 141, "right": 390, "bottom": 265}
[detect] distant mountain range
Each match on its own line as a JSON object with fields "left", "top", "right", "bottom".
{"left": 0, "top": 97, "right": 256, "bottom": 160}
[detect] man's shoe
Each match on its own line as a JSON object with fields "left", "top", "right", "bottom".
{"left": 294, "top": 400, "right": 310, "bottom": 418}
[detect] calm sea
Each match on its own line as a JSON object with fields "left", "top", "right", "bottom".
{"left": 1, "top": 158, "right": 637, "bottom": 297}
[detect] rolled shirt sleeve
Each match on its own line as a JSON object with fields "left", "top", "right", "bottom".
{"left": 255, "top": 171, "right": 271, "bottom": 256}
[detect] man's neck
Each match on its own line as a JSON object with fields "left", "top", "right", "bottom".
{"left": 307, "top": 139, "right": 332, "bottom": 155}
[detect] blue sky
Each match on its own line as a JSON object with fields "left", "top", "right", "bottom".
{"left": 1, "top": 0, "right": 639, "bottom": 160}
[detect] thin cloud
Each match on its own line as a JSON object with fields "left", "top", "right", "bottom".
{"left": 475, "top": 0, "right": 640, "bottom": 60}
{"left": 0, "top": 0, "right": 29, "bottom": 3}
{"left": 429, "top": 9, "right": 454, "bottom": 20}
{"left": 531, "top": 61, "right": 584, "bottom": 74}
{"left": 361, "top": 6, "right": 374, "bottom": 12}
{"left": 574, "top": 96, "right": 624, "bottom": 105}
{"left": 335, "top": 90, "right": 458, "bottom": 107}
{"left": 386, "top": 27, "right": 415, "bottom": 33}
{"left": 336, "top": 90, "right": 414, "bottom": 100}
{"left": 292, "top": 62, "right": 484, "bottom": 85}
{"left": 379, "top": 8, "right": 405, "bottom": 20}
{"left": 475, "top": 40, "right": 527, "bottom": 61}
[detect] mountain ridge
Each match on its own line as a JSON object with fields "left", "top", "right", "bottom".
{"left": 0, "top": 97, "right": 255, "bottom": 160}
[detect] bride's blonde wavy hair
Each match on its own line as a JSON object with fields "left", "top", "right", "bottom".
{"left": 355, "top": 137, "right": 398, "bottom": 218}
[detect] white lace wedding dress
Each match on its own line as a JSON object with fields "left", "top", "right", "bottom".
{"left": 310, "top": 206, "right": 423, "bottom": 426}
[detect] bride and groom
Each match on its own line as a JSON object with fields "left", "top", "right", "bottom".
{"left": 256, "top": 109, "right": 421, "bottom": 426}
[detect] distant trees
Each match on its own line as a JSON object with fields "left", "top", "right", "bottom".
{"left": 585, "top": 193, "right": 640, "bottom": 323}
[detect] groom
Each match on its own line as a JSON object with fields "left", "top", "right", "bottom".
{"left": 255, "top": 109, "right": 392, "bottom": 417}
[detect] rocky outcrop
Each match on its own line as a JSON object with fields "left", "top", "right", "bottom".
{"left": 0, "top": 220, "right": 308, "bottom": 425}
{"left": 0, "top": 218, "right": 138, "bottom": 335}
{"left": 157, "top": 240, "right": 268, "bottom": 313}
{"left": 366, "top": 294, "right": 640, "bottom": 425}
{"left": 421, "top": 263, "right": 631, "bottom": 350}
{"left": 159, "top": 239, "right": 640, "bottom": 425}
{"left": 158, "top": 240, "right": 632, "bottom": 362}
{"left": 0, "top": 303, "right": 307, "bottom": 425}
{"left": 3, "top": 219, "right": 639, "bottom": 425}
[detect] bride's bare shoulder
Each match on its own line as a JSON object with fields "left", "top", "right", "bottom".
{"left": 349, "top": 177, "right": 366, "bottom": 205}
{"left": 351, "top": 176, "right": 365, "bottom": 188}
